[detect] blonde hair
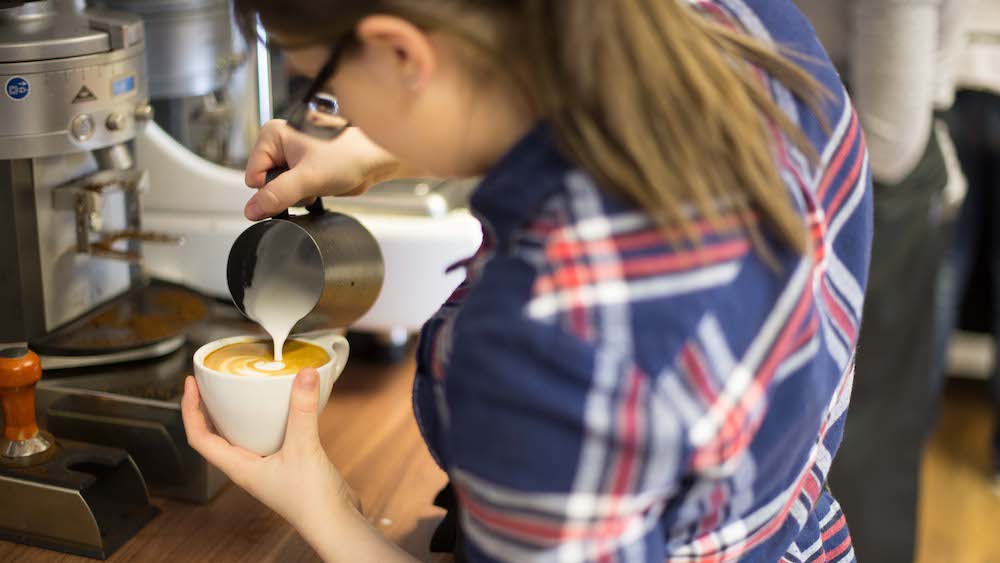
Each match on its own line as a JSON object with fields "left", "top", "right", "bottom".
{"left": 237, "top": 0, "right": 827, "bottom": 259}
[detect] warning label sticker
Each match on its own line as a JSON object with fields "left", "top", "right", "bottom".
{"left": 72, "top": 85, "right": 97, "bottom": 103}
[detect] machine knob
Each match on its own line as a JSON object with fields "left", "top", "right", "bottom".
{"left": 70, "top": 114, "right": 95, "bottom": 142}
{"left": 0, "top": 347, "right": 42, "bottom": 442}
{"left": 134, "top": 103, "right": 154, "bottom": 123}
{"left": 106, "top": 112, "right": 126, "bottom": 131}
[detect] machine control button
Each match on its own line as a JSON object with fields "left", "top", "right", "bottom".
{"left": 134, "top": 103, "right": 154, "bottom": 122}
{"left": 105, "top": 113, "right": 126, "bottom": 131}
{"left": 70, "top": 114, "right": 95, "bottom": 141}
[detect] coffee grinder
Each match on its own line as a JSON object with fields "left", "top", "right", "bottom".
{"left": 0, "top": 1, "right": 162, "bottom": 557}
{"left": 0, "top": 0, "right": 176, "bottom": 348}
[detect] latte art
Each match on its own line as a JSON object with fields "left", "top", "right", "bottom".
{"left": 204, "top": 339, "right": 329, "bottom": 376}
{"left": 253, "top": 360, "right": 287, "bottom": 372}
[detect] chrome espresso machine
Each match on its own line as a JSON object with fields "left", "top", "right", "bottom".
{"left": 0, "top": 1, "right": 162, "bottom": 557}
{"left": 0, "top": 1, "right": 158, "bottom": 346}
{"left": 0, "top": 0, "right": 256, "bottom": 523}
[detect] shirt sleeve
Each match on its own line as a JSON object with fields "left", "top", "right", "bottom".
{"left": 441, "top": 310, "right": 685, "bottom": 562}
{"left": 850, "top": 0, "right": 945, "bottom": 183}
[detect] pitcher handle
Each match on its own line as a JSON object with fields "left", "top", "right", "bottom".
{"left": 265, "top": 167, "right": 326, "bottom": 220}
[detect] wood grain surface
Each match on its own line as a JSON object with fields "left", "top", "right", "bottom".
{"left": 0, "top": 352, "right": 451, "bottom": 562}
{"left": 917, "top": 379, "right": 1000, "bottom": 563}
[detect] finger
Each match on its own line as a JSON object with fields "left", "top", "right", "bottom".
{"left": 341, "top": 187, "right": 367, "bottom": 197}
{"left": 245, "top": 119, "right": 290, "bottom": 189}
{"left": 340, "top": 181, "right": 373, "bottom": 197}
{"left": 282, "top": 369, "right": 322, "bottom": 455}
{"left": 181, "top": 377, "right": 260, "bottom": 476}
{"left": 244, "top": 169, "right": 309, "bottom": 220}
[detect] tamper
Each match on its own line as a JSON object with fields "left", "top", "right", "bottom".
{"left": 0, "top": 346, "right": 158, "bottom": 559}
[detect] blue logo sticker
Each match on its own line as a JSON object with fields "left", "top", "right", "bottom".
{"left": 5, "top": 77, "right": 29, "bottom": 100}
{"left": 112, "top": 75, "right": 135, "bottom": 96}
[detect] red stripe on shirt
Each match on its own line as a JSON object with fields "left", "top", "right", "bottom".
{"left": 539, "top": 238, "right": 751, "bottom": 295}
{"left": 821, "top": 515, "right": 846, "bottom": 542}
{"left": 817, "top": 113, "right": 860, "bottom": 200}
{"left": 824, "top": 138, "right": 865, "bottom": 223}
{"left": 824, "top": 532, "right": 853, "bottom": 562}
{"left": 684, "top": 344, "right": 719, "bottom": 404}
{"left": 821, "top": 280, "right": 857, "bottom": 342}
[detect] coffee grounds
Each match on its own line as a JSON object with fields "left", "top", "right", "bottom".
{"left": 36, "top": 283, "right": 207, "bottom": 353}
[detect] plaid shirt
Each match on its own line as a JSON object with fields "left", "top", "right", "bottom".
{"left": 413, "top": 0, "right": 872, "bottom": 561}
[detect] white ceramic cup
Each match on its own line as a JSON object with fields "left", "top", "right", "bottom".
{"left": 193, "top": 332, "right": 349, "bottom": 456}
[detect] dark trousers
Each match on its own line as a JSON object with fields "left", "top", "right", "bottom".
{"left": 932, "top": 90, "right": 1000, "bottom": 454}
{"left": 828, "top": 121, "right": 951, "bottom": 563}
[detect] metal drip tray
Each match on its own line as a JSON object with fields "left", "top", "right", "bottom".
{"left": 32, "top": 280, "right": 207, "bottom": 360}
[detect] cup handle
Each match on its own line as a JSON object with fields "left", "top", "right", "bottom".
{"left": 328, "top": 335, "right": 349, "bottom": 374}
{"left": 292, "top": 330, "right": 349, "bottom": 372}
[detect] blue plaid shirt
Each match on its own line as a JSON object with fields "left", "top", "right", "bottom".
{"left": 414, "top": 1, "right": 872, "bottom": 560}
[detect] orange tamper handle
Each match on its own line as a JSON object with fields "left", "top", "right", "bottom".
{"left": 0, "top": 349, "right": 41, "bottom": 442}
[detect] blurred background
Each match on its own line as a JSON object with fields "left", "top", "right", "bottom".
{"left": 0, "top": 0, "right": 997, "bottom": 561}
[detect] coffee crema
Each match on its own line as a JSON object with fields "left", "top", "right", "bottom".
{"left": 204, "top": 339, "right": 329, "bottom": 376}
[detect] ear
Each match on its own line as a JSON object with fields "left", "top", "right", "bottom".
{"left": 355, "top": 15, "right": 436, "bottom": 91}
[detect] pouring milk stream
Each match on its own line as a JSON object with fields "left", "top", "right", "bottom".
{"left": 240, "top": 223, "right": 324, "bottom": 371}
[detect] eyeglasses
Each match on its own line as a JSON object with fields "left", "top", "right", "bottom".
{"left": 285, "top": 34, "right": 354, "bottom": 140}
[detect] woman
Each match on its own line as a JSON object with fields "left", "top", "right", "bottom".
{"left": 181, "top": 1, "right": 872, "bottom": 561}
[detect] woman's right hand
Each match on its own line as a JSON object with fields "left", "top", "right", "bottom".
{"left": 243, "top": 120, "right": 402, "bottom": 220}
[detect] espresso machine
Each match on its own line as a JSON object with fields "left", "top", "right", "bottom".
{"left": 0, "top": 1, "right": 161, "bottom": 556}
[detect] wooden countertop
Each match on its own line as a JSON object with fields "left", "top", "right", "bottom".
{"left": 0, "top": 352, "right": 451, "bottom": 562}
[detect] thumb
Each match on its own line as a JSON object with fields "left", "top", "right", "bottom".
{"left": 244, "top": 169, "right": 309, "bottom": 220}
{"left": 283, "top": 368, "right": 322, "bottom": 453}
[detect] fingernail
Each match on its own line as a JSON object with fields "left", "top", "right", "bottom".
{"left": 245, "top": 200, "right": 262, "bottom": 220}
{"left": 298, "top": 369, "right": 318, "bottom": 389}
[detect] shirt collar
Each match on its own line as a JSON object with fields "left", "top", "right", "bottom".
{"left": 469, "top": 123, "right": 571, "bottom": 244}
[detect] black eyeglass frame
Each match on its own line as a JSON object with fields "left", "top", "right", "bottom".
{"left": 284, "top": 33, "right": 355, "bottom": 140}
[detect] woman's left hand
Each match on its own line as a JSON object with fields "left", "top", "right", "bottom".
{"left": 181, "top": 370, "right": 359, "bottom": 532}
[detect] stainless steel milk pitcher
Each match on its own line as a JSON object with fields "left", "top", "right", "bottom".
{"left": 227, "top": 169, "right": 385, "bottom": 327}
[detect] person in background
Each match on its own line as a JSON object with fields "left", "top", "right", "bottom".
{"left": 932, "top": 0, "right": 1000, "bottom": 486}
{"left": 181, "top": 1, "right": 872, "bottom": 560}
{"left": 792, "top": 1, "right": 969, "bottom": 561}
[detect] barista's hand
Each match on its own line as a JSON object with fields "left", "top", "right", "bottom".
{"left": 183, "top": 372, "right": 416, "bottom": 562}
{"left": 181, "top": 371, "right": 360, "bottom": 529}
{"left": 243, "top": 120, "right": 401, "bottom": 220}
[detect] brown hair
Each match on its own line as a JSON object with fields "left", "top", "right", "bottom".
{"left": 236, "top": 0, "right": 827, "bottom": 259}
